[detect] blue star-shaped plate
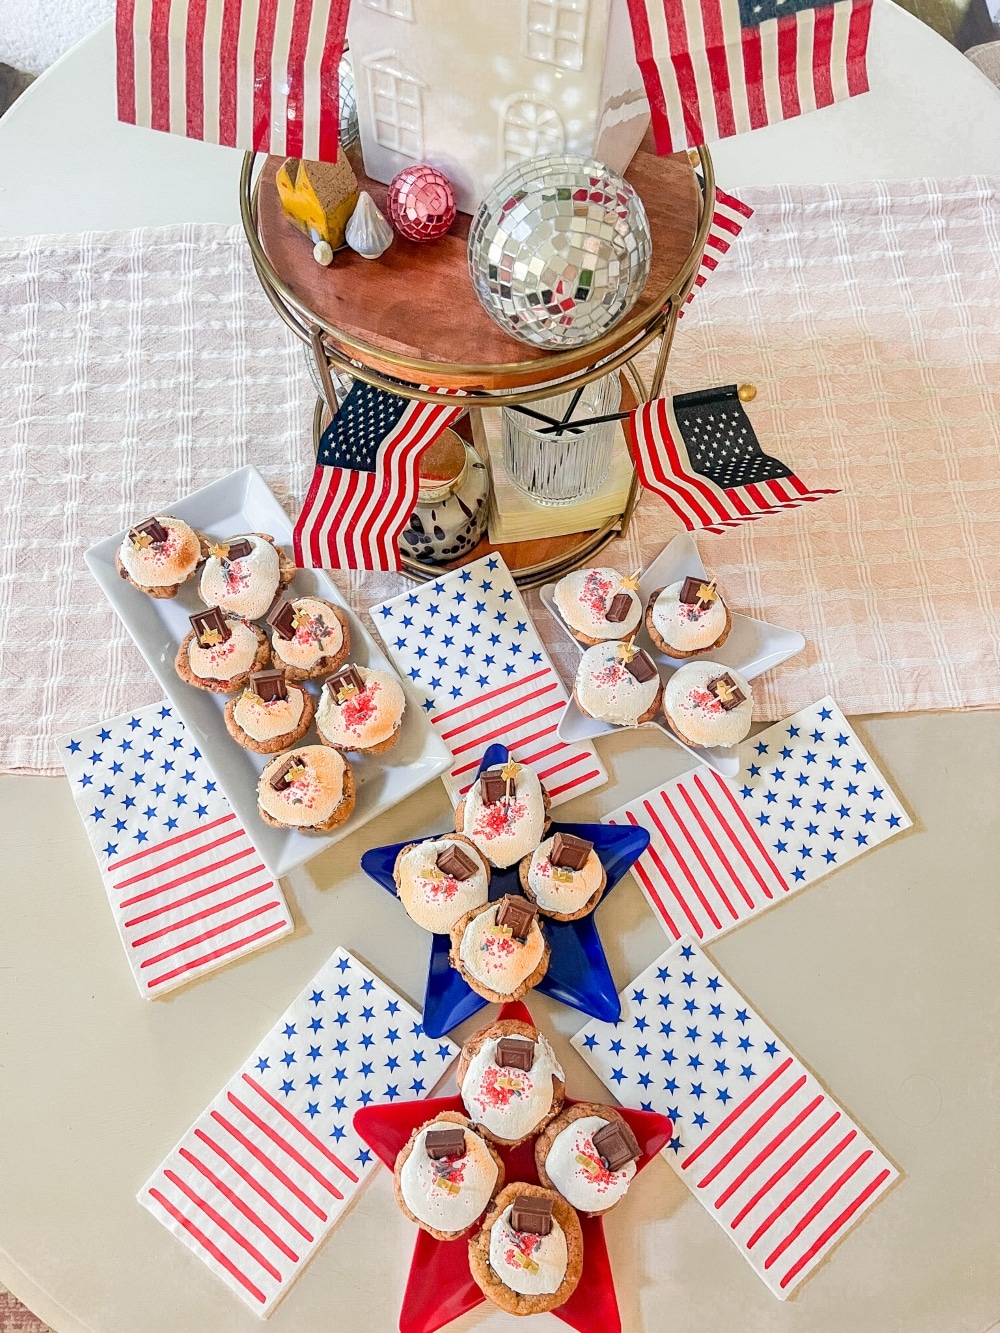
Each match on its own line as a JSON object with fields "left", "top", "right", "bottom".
{"left": 361, "top": 744, "right": 649, "bottom": 1038}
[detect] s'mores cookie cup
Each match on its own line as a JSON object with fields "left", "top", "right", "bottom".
{"left": 393, "top": 1112, "right": 504, "bottom": 1242}
{"left": 199, "top": 533, "right": 295, "bottom": 621}
{"left": 573, "top": 641, "right": 662, "bottom": 728}
{"left": 224, "top": 669, "right": 314, "bottom": 754}
{"left": 469, "top": 1185, "right": 583, "bottom": 1316}
{"left": 535, "top": 1103, "right": 641, "bottom": 1217}
{"left": 393, "top": 836, "right": 490, "bottom": 934}
{"left": 315, "top": 664, "right": 406, "bottom": 754}
{"left": 450, "top": 895, "right": 550, "bottom": 1004}
{"left": 458, "top": 1018, "right": 565, "bottom": 1146}
{"left": 176, "top": 608, "right": 270, "bottom": 695}
{"left": 662, "top": 662, "right": 753, "bottom": 749}
{"left": 645, "top": 575, "right": 731, "bottom": 658}
{"left": 266, "top": 596, "right": 350, "bottom": 682}
{"left": 552, "top": 567, "right": 642, "bottom": 645}
{"left": 256, "top": 745, "right": 355, "bottom": 831}
{"left": 116, "top": 515, "right": 207, "bottom": 598}
{"left": 519, "top": 832, "right": 606, "bottom": 922}
{"left": 454, "top": 761, "right": 550, "bottom": 869}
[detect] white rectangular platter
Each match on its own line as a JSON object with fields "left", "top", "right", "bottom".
{"left": 540, "top": 533, "right": 805, "bottom": 778}
{"left": 85, "top": 466, "right": 452, "bottom": 877}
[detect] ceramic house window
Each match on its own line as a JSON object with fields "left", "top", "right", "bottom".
{"left": 362, "top": 0, "right": 414, "bottom": 19}
{"left": 522, "top": 0, "right": 589, "bottom": 70}
{"left": 364, "top": 55, "right": 424, "bottom": 157}
{"left": 501, "top": 95, "right": 566, "bottom": 167}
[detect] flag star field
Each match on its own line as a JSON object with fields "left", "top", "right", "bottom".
{"left": 141, "top": 948, "right": 458, "bottom": 1315}
{"left": 572, "top": 939, "right": 898, "bottom": 1297}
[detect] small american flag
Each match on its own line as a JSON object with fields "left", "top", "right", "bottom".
{"left": 606, "top": 698, "right": 910, "bottom": 945}
{"left": 370, "top": 554, "right": 607, "bottom": 806}
{"left": 626, "top": 0, "right": 872, "bottom": 154}
{"left": 116, "top": 0, "right": 350, "bottom": 160}
{"left": 573, "top": 938, "right": 898, "bottom": 1298}
{"left": 141, "top": 947, "right": 458, "bottom": 1314}
{"left": 293, "top": 380, "right": 463, "bottom": 572}
{"left": 678, "top": 187, "right": 754, "bottom": 318}
{"left": 626, "top": 384, "right": 839, "bottom": 534}
{"left": 61, "top": 701, "right": 293, "bottom": 996}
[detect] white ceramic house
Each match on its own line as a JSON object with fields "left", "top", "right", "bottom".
{"left": 346, "top": 0, "right": 650, "bottom": 214}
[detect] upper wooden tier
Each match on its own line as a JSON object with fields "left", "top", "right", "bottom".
{"left": 255, "top": 133, "right": 702, "bottom": 391}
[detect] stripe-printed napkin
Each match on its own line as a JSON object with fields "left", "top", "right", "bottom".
{"left": 370, "top": 554, "right": 606, "bottom": 806}
{"left": 141, "top": 947, "right": 458, "bottom": 1316}
{"left": 61, "top": 701, "right": 293, "bottom": 997}
{"left": 572, "top": 940, "right": 898, "bottom": 1299}
{"left": 605, "top": 698, "right": 910, "bottom": 945}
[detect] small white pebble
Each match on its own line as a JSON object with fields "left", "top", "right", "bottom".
{"left": 313, "top": 240, "right": 334, "bottom": 266}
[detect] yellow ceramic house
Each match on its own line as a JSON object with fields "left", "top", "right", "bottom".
{"left": 275, "top": 155, "right": 359, "bottom": 249}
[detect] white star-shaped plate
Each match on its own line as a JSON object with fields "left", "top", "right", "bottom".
{"left": 539, "top": 534, "right": 805, "bottom": 778}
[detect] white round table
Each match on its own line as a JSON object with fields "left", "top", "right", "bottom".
{"left": 1, "top": 11, "right": 999, "bottom": 1333}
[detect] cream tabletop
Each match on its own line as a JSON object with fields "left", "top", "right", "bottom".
{"left": 1, "top": 11, "right": 999, "bottom": 1333}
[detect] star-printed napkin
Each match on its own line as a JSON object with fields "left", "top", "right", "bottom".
{"left": 572, "top": 940, "right": 898, "bottom": 1299}
{"left": 605, "top": 698, "right": 910, "bottom": 944}
{"left": 61, "top": 702, "right": 293, "bottom": 997}
{"left": 370, "top": 554, "right": 607, "bottom": 807}
{"left": 141, "top": 947, "right": 458, "bottom": 1316}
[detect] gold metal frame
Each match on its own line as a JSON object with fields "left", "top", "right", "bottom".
{"left": 241, "top": 145, "right": 716, "bottom": 587}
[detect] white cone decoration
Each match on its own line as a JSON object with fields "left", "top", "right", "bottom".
{"left": 346, "top": 191, "right": 393, "bottom": 260}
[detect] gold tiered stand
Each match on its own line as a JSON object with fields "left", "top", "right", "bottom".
{"left": 240, "top": 134, "right": 715, "bottom": 588}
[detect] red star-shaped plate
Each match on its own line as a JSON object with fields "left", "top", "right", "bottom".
{"left": 354, "top": 1001, "right": 672, "bottom": 1333}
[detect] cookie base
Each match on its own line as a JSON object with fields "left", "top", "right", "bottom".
{"left": 392, "top": 1111, "right": 504, "bottom": 1241}
{"left": 256, "top": 757, "right": 356, "bottom": 831}
{"left": 223, "top": 686, "right": 315, "bottom": 754}
{"left": 273, "top": 601, "right": 351, "bottom": 682}
{"left": 517, "top": 857, "right": 607, "bottom": 922}
{"left": 456, "top": 1018, "right": 565, "bottom": 1147}
{"left": 572, "top": 680, "right": 663, "bottom": 728}
{"left": 644, "top": 588, "right": 732, "bottom": 658}
{"left": 317, "top": 719, "right": 402, "bottom": 755}
{"left": 534, "top": 1101, "right": 635, "bottom": 1217}
{"left": 449, "top": 906, "right": 551, "bottom": 1006}
{"left": 174, "top": 623, "right": 271, "bottom": 695}
{"left": 468, "top": 1183, "right": 583, "bottom": 1316}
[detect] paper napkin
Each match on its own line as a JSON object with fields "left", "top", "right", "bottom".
{"left": 370, "top": 554, "right": 607, "bottom": 807}
{"left": 572, "top": 940, "right": 898, "bottom": 1298}
{"left": 141, "top": 947, "right": 459, "bottom": 1316}
{"left": 61, "top": 702, "right": 293, "bottom": 997}
{"left": 605, "top": 698, "right": 910, "bottom": 944}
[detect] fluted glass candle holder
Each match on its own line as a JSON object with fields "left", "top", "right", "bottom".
{"left": 501, "top": 373, "right": 622, "bottom": 507}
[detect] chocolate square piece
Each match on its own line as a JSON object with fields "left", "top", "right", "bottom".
{"left": 495, "top": 1037, "right": 535, "bottom": 1071}
{"left": 223, "top": 537, "right": 253, "bottom": 561}
{"left": 494, "top": 895, "right": 537, "bottom": 942}
{"left": 424, "top": 1126, "right": 467, "bottom": 1160}
{"left": 267, "top": 599, "right": 298, "bottom": 641}
{"left": 131, "top": 517, "right": 168, "bottom": 546}
{"left": 511, "top": 1196, "right": 552, "bottom": 1236}
{"left": 435, "top": 844, "right": 478, "bottom": 880}
{"left": 592, "top": 1119, "right": 641, "bottom": 1171}
{"left": 479, "top": 769, "right": 507, "bottom": 805}
{"left": 708, "top": 673, "right": 746, "bottom": 710}
{"left": 327, "top": 665, "right": 365, "bottom": 704}
{"left": 269, "top": 755, "right": 303, "bottom": 791}
{"left": 623, "top": 649, "right": 657, "bottom": 684}
{"left": 680, "top": 575, "right": 717, "bottom": 608}
{"left": 251, "top": 669, "right": 288, "bottom": 703}
{"left": 549, "top": 832, "right": 594, "bottom": 871}
{"left": 189, "top": 607, "right": 231, "bottom": 649}
{"left": 604, "top": 592, "right": 634, "bottom": 624}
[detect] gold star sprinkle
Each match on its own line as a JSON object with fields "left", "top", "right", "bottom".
{"left": 291, "top": 611, "right": 310, "bottom": 630}
{"left": 207, "top": 542, "right": 230, "bottom": 560}
{"left": 286, "top": 763, "right": 307, "bottom": 782}
{"left": 552, "top": 866, "right": 574, "bottom": 884}
{"left": 500, "top": 761, "right": 521, "bottom": 782}
{"left": 697, "top": 580, "right": 718, "bottom": 606}
{"left": 620, "top": 572, "right": 641, "bottom": 591}
{"left": 132, "top": 532, "right": 153, "bottom": 550}
{"left": 200, "top": 628, "right": 223, "bottom": 647}
{"left": 714, "top": 678, "right": 737, "bottom": 704}
{"left": 336, "top": 683, "right": 360, "bottom": 702}
{"left": 616, "top": 641, "right": 637, "bottom": 663}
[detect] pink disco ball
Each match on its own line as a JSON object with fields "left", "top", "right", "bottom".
{"left": 386, "top": 165, "right": 456, "bottom": 243}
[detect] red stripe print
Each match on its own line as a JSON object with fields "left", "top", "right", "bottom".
{"left": 178, "top": 1147, "right": 300, "bottom": 1264}
{"left": 644, "top": 798, "right": 723, "bottom": 931}
{"left": 778, "top": 1168, "right": 891, "bottom": 1289}
{"left": 149, "top": 1187, "right": 266, "bottom": 1304}
{"left": 445, "top": 699, "right": 566, "bottom": 757}
{"left": 730, "top": 1110, "right": 841, "bottom": 1230}
{"left": 194, "top": 1128, "right": 316, "bottom": 1243}
{"left": 746, "top": 1130, "right": 857, "bottom": 1249}
{"left": 108, "top": 813, "right": 236, "bottom": 872}
{"left": 164, "top": 1168, "right": 283, "bottom": 1283}
{"left": 145, "top": 921, "right": 287, "bottom": 990}
{"left": 242, "top": 1075, "right": 359, "bottom": 1182}
{"left": 696, "top": 1074, "right": 808, "bottom": 1190}
{"left": 714, "top": 1095, "right": 824, "bottom": 1209}
{"left": 433, "top": 669, "right": 551, "bottom": 725}
{"left": 116, "top": 0, "right": 137, "bottom": 123}
{"left": 130, "top": 883, "right": 275, "bottom": 948}
{"left": 623, "top": 813, "right": 680, "bottom": 937}
{"left": 113, "top": 828, "right": 247, "bottom": 888}
{"left": 438, "top": 678, "right": 559, "bottom": 741}
{"left": 762, "top": 1148, "right": 872, "bottom": 1267}
{"left": 210, "top": 1111, "right": 329, "bottom": 1221}
{"left": 139, "top": 901, "right": 282, "bottom": 968}
{"left": 124, "top": 867, "right": 269, "bottom": 927}
{"left": 119, "top": 846, "right": 256, "bottom": 909}
{"left": 184, "top": 0, "right": 209, "bottom": 139}
{"left": 681, "top": 1058, "right": 794, "bottom": 1170}
{"left": 226, "top": 1093, "right": 345, "bottom": 1199}
{"left": 547, "top": 769, "right": 603, "bottom": 799}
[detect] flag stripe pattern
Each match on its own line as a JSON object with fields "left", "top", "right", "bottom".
{"left": 572, "top": 938, "right": 897, "bottom": 1298}
{"left": 370, "top": 554, "right": 607, "bottom": 807}
{"left": 679, "top": 187, "right": 754, "bottom": 317}
{"left": 61, "top": 702, "right": 292, "bottom": 997}
{"left": 118, "top": 0, "right": 350, "bottom": 161}
{"left": 606, "top": 698, "right": 911, "bottom": 946}
{"left": 626, "top": 0, "right": 872, "bottom": 155}
{"left": 626, "top": 391, "right": 839, "bottom": 535}
{"left": 293, "top": 398, "right": 463, "bottom": 573}
{"left": 141, "top": 947, "right": 458, "bottom": 1314}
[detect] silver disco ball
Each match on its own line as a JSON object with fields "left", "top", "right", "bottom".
{"left": 467, "top": 154, "right": 653, "bottom": 350}
{"left": 338, "top": 53, "right": 359, "bottom": 151}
